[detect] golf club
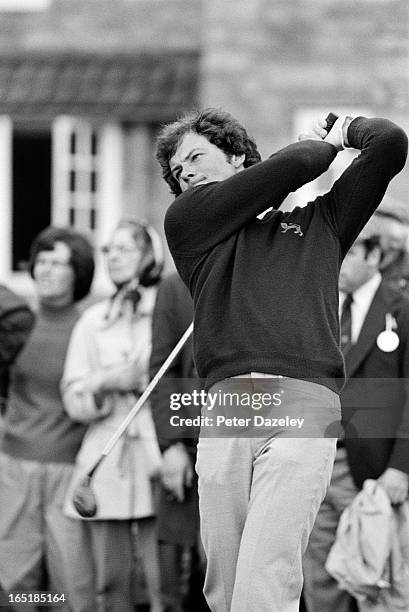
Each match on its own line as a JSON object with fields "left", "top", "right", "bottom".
{"left": 72, "top": 321, "right": 194, "bottom": 517}
{"left": 325, "top": 112, "right": 338, "bottom": 133}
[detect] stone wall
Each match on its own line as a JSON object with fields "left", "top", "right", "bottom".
{"left": 0, "top": 0, "right": 201, "bottom": 52}
{"left": 200, "top": 0, "right": 409, "bottom": 201}
{"left": 0, "top": 0, "right": 407, "bottom": 203}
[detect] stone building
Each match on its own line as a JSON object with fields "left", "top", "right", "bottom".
{"left": 0, "top": 0, "right": 407, "bottom": 293}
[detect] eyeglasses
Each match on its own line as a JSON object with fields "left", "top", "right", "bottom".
{"left": 101, "top": 244, "right": 140, "bottom": 256}
{"left": 34, "top": 257, "right": 72, "bottom": 269}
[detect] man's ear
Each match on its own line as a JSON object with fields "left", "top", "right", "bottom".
{"left": 367, "top": 246, "right": 382, "bottom": 268}
{"left": 232, "top": 153, "right": 246, "bottom": 169}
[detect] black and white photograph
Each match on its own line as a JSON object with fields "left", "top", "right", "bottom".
{"left": 0, "top": 1, "right": 408, "bottom": 611}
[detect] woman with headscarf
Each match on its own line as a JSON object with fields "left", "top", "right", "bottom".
{"left": 62, "top": 219, "right": 164, "bottom": 612}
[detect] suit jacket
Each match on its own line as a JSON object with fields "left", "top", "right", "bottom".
{"left": 149, "top": 273, "right": 196, "bottom": 452}
{"left": 149, "top": 273, "right": 199, "bottom": 545}
{"left": 342, "top": 280, "right": 409, "bottom": 488}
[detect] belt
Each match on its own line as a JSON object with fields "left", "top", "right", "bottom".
{"left": 233, "top": 372, "right": 286, "bottom": 379}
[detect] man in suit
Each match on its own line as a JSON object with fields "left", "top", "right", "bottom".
{"left": 303, "top": 225, "right": 409, "bottom": 612}
{"left": 150, "top": 273, "right": 208, "bottom": 612}
{"left": 374, "top": 197, "right": 409, "bottom": 290}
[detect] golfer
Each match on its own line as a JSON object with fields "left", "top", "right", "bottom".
{"left": 155, "top": 109, "right": 408, "bottom": 612}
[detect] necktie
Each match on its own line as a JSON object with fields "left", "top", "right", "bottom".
{"left": 340, "top": 293, "right": 353, "bottom": 353}
{"left": 338, "top": 293, "right": 353, "bottom": 447}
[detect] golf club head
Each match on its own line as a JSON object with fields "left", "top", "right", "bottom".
{"left": 72, "top": 475, "right": 98, "bottom": 518}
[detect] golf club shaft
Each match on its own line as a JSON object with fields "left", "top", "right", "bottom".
{"left": 86, "top": 321, "right": 194, "bottom": 476}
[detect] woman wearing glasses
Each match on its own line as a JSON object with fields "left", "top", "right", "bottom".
{"left": 0, "top": 227, "right": 95, "bottom": 610}
{"left": 62, "top": 219, "right": 164, "bottom": 612}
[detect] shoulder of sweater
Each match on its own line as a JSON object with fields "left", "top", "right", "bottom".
{"left": 158, "top": 273, "right": 190, "bottom": 299}
{"left": 164, "top": 184, "right": 211, "bottom": 221}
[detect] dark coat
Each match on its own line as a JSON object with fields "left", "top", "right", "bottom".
{"left": 0, "top": 285, "right": 34, "bottom": 413}
{"left": 149, "top": 273, "right": 196, "bottom": 451}
{"left": 149, "top": 273, "right": 199, "bottom": 545}
{"left": 342, "top": 281, "right": 409, "bottom": 489}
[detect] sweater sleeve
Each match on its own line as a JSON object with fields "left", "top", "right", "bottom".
{"left": 61, "top": 311, "right": 111, "bottom": 423}
{"left": 165, "top": 139, "right": 337, "bottom": 255}
{"left": 318, "top": 117, "right": 408, "bottom": 257}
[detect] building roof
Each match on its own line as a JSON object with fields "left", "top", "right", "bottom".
{"left": 0, "top": 52, "right": 198, "bottom": 121}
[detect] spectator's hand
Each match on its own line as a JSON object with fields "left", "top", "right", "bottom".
{"left": 82, "top": 371, "right": 104, "bottom": 395}
{"left": 161, "top": 443, "right": 193, "bottom": 502}
{"left": 83, "top": 357, "right": 146, "bottom": 395}
{"left": 67, "top": 379, "right": 87, "bottom": 398}
{"left": 65, "top": 378, "right": 112, "bottom": 416}
{"left": 378, "top": 467, "right": 409, "bottom": 504}
{"left": 102, "top": 357, "right": 144, "bottom": 392}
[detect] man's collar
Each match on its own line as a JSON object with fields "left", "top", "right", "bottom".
{"left": 351, "top": 271, "right": 382, "bottom": 305}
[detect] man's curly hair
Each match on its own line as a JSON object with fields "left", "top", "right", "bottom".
{"left": 156, "top": 108, "right": 262, "bottom": 196}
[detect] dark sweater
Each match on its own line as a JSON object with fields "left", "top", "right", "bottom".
{"left": 0, "top": 285, "right": 35, "bottom": 410}
{"left": 165, "top": 118, "right": 408, "bottom": 392}
{"left": 2, "top": 303, "right": 86, "bottom": 463}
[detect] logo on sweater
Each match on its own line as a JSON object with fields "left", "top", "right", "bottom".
{"left": 280, "top": 222, "right": 303, "bottom": 237}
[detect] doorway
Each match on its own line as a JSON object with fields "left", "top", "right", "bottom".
{"left": 12, "top": 131, "right": 51, "bottom": 271}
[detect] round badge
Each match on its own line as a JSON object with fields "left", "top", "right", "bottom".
{"left": 376, "top": 330, "right": 400, "bottom": 352}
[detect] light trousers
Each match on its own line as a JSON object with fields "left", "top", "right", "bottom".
{"left": 0, "top": 452, "right": 96, "bottom": 612}
{"left": 196, "top": 375, "right": 340, "bottom": 612}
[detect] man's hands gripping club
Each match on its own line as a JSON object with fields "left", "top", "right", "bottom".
{"left": 299, "top": 114, "right": 354, "bottom": 151}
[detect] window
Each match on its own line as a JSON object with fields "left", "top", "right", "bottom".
{"left": 12, "top": 129, "right": 51, "bottom": 271}
{"left": 0, "top": 115, "right": 12, "bottom": 279}
{"left": 52, "top": 116, "right": 123, "bottom": 291}
{"left": 52, "top": 118, "right": 101, "bottom": 234}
